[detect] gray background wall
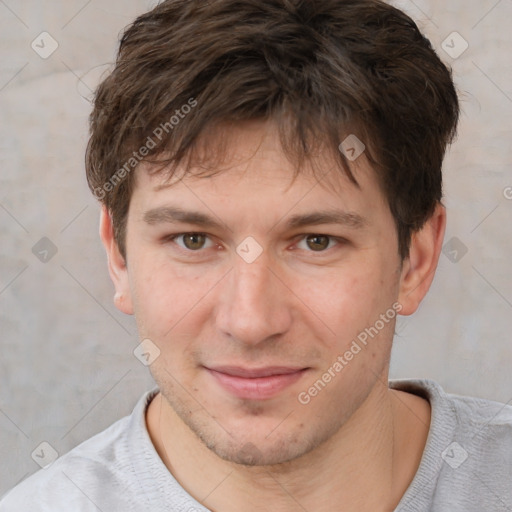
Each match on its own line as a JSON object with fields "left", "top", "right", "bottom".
{"left": 1, "top": 0, "right": 511, "bottom": 495}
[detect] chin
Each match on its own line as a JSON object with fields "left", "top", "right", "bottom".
{"left": 202, "top": 436, "right": 310, "bottom": 467}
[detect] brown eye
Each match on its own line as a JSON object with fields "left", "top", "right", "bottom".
{"left": 305, "top": 235, "right": 331, "bottom": 251}
{"left": 164, "top": 232, "right": 216, "bottom": 257}
{"left": 181, "top": 233, "right": 207, "bottom": 250}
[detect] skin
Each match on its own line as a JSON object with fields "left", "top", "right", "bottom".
{"left": 100, "top": 120, "right": 444, "bottom": 511}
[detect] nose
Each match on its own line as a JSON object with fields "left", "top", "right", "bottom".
{"left": 215, "top": 251, "right": 293, "bottom": 346}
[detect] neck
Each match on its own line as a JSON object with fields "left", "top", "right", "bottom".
{"left": 146, "top": 377, "right": 430, "bottom": 512}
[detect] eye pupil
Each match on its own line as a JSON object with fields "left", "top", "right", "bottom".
{"left": 307, "top": 235, "right": 329, "bottom": 251}
{"left": 184, "top": 233, "right": 205, "bottom": 250}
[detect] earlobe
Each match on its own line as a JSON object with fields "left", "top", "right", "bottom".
{"left": 397, "top": 204, "right": 446, "bottom": 316}
{"left": 99, "top": 206, "right": 134, "bottom": 315}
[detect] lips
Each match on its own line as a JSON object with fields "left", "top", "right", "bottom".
{"left": 208, "top": 365, "right": 306, "bottom": 378}
{"left": 204, "top": 365, "right": 309, "bottom": 400}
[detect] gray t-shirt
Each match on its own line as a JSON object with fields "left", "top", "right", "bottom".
{"left": 1, "top": 379, "right": 511, "bottom": 511}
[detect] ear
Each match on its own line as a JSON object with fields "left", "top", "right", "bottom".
{"left": 397, "top": 203, "right": 446, "bottom": 316}
{"left": 99, "top": 206, "right": 134, "bottom": 315}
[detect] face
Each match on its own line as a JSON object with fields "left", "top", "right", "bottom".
{"left": 105, "top": 120, "right": 434, "bottom": 466}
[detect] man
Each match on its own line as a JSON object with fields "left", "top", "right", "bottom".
{"left": 1, "top": 0, "right": 511, "bottom": 510}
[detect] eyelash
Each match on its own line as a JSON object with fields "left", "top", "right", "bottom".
{"left": 162, "top": 232, "right": 346, "bottom": 257}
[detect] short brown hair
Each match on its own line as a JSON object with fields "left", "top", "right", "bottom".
{"left": 85, "top": 0, "right": 459, "bottom": 261}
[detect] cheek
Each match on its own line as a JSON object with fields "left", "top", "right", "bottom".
{"left": 129, "top": 256, "right": 218, "bottom": 338}
{"left": 293, "top": 258, "right": 397, "bottom": 346}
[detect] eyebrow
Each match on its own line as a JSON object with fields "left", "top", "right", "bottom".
{"left": 142, "top": 206, "right": 367, "bottom": 231}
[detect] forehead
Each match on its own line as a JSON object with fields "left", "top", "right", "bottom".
{"left": 134, "top": 119, "right": 380, "bottom": 203}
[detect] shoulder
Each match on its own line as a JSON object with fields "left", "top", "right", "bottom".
{"left": 390, "top": 377, "right": 512, "bottom": 437}
{"left": 0, "top": 390, "right": 157, "bottom": 512}
{"left": 420, "top": 378, "right": 512, "bottom": 444}
{"left": 391, "top": 379, "right": 512, "bottom": 511}
{"left": 433, "top": 382, "right": 512, "bottom": 507}
{"left": 441, "top": 384, "right": 512, "bottom": 461}
{"left": 392, "top": 378, "right": 512, "bottom": 455}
